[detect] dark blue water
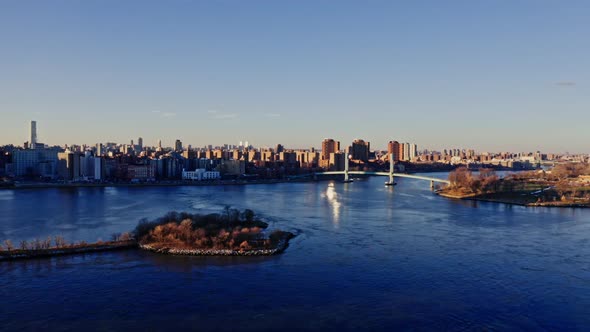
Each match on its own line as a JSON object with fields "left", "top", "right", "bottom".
{"left": 1, "top": 175, "right": 590, "bottom": 331}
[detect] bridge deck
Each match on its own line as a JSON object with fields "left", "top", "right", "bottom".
{"left": 317, "top": 171, "right": 450, "bottom": 184}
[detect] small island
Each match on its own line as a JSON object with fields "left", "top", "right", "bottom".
{"left": 438, "top": 163, "right": 590, "bottom": 207}
{"left": 135, "top": 208, "right": 295, "bottom": 256}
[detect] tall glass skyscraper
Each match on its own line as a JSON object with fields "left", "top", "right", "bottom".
{"left": 30, "top": 120, "right": 37, "bottom": 148}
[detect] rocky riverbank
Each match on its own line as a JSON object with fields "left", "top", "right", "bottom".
{"left": 139, "top": 237, "right": 291, "bottom": 256}
{"left": 437, "top": 190, "right": 590, "bottom": 208}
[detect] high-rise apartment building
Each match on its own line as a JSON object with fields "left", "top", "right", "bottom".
{"left": 175, "top": 139, "right": 183, "bottom": 152}
{"left": 403, "top": 143, "right": 411, "bottom": 161}
{"left": 388, "top": 141, "right": 401, "bottom": 162}
{"left": 58, "top": 150, "right": 81, "bottom": 181}
{"left": 349, "top": 139, "right": 370, "bottom": 162}
{"left": 410, "top": 144, "right": 418, "bottom": 160}
{"left": 321, "top": 139, "right": 340, "bottom": 161}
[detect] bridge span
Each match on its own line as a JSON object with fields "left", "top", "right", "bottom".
{"left": 296, "top": 153, "right": 450, "bottom": 189}
{"left": 316, "top": 171, "right": 450, "bottom": 189}
{"left": 317, "top": 171, "right": 450, "bottom": 185}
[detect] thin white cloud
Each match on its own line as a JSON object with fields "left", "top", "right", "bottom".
{"left": 211, "top": 113, "right": 238, "bottom": 120}
{"left": 152, "top": 110, "right": 176, "bottom": 118}
{"left": 265, "top": 113, "right": 281, "bottom": 118}
{"left": 207, "top": 110, "right": 218, "bottom": 114}
{"left": 555, "top": 81, "right": 576, "bottom": 86}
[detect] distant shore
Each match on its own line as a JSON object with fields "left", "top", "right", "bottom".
{"left": 437, "top": 191, "right": 589, "bottom": 208}
{"left": 0, "top": 178, "right": 313, "bottom": 190}
{"left": 0, "top": 170, "right": 451, "bottom": 190}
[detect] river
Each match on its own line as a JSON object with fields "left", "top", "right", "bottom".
{"left": 1, "top": 174, "right": 589, "bottom": 331}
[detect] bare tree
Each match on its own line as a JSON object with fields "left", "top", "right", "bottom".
{"left": 43, "top": 236, "right": 52, "bottom": 249}
{"left": 4, "top": 240, "right": 14, "bottom": 251}
{"left": 54, "top": 236, "right": 67, "bottom": 248}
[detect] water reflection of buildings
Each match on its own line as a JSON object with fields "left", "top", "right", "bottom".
{"left": 324, "top": 183, "right": 341, "bottom": 225}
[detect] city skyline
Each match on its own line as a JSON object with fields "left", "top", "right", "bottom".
{"left": 1, "top": 1, "right": 589, "bottom": 153}
{"left": 2, "top": 119, "right": 585, "bottom": 155}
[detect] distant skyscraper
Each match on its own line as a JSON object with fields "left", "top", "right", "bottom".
{"left": 58, "top": 150, "right": 81, "bottom": 181}
{"left": 175, "top": 139, "right": 183, "bottom": 152}
{"left": 349, "top": 139, "right": 370, "bottom": 162}
{"left": 30, "top": 121, "right": 37, "bottom": 148}
{"left": 158, "top": 140, "right": 162, "bottom": 149}
{"left": 410, "top": 144, "right": 418, "bottom": 160}
{"left": 321, "top": 138, "right": 340, "bottom": 161}
{"left": 403, "top": 143, "right": 410, "bottom": 161}
{"left": 388, "top": 141, "right": 400, "bottom": 162}
{"left": 138, "top": 137, "right": 143, "bottom": 149}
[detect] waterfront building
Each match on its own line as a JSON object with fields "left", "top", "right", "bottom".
{"left": 127, "top": 164, "right": 156, "bottom": 181}
{"left": 94, "top": 157, "right": 105, "bottom": 181}
{"left": 58, "top": 150, "right": 81, "bottom": 181}
{"left": 182, "top": 169, "right": 221, "bottom": 181}
{"left": 12, "top": 148, "right": 60, "bottom": 178}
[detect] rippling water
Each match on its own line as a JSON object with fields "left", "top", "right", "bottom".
{"left": 1, "top": 174, "right": 590, "bottom": 331}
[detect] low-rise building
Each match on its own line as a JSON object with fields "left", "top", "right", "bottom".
{"left": 182, "top": 169, "right": 221, "bottom": 181}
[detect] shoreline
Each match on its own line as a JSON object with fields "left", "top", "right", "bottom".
{"left": 139, "top": 238, "right": 291, "bottom": 257}
{"left": 0, "top": 170, "right": 451, "bottom": 190}
{"left": 1, "top": 167, "right": 526, "bottom": 191}
{"left": 1, "top": 179, "right": 313, "bottom": 190}
{"left": 437, "top": 191, "right": 589, "bottom": 208}
{"left": 0, "top": 240, "right": 137, "bottom": 261}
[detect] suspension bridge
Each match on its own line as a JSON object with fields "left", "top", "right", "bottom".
{"left": 296, "top": 153, "right": 451, "bottom": 189}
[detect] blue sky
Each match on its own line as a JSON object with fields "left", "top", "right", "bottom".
{"left": 1, "top": 1, "right": 588, "bottom": 153}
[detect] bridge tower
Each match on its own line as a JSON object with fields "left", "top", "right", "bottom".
{"left": 384, "top": 153, "right": 396, "bottom": 185}
{"left": 344, "top": 153, "right": 351, "bottom": 182}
